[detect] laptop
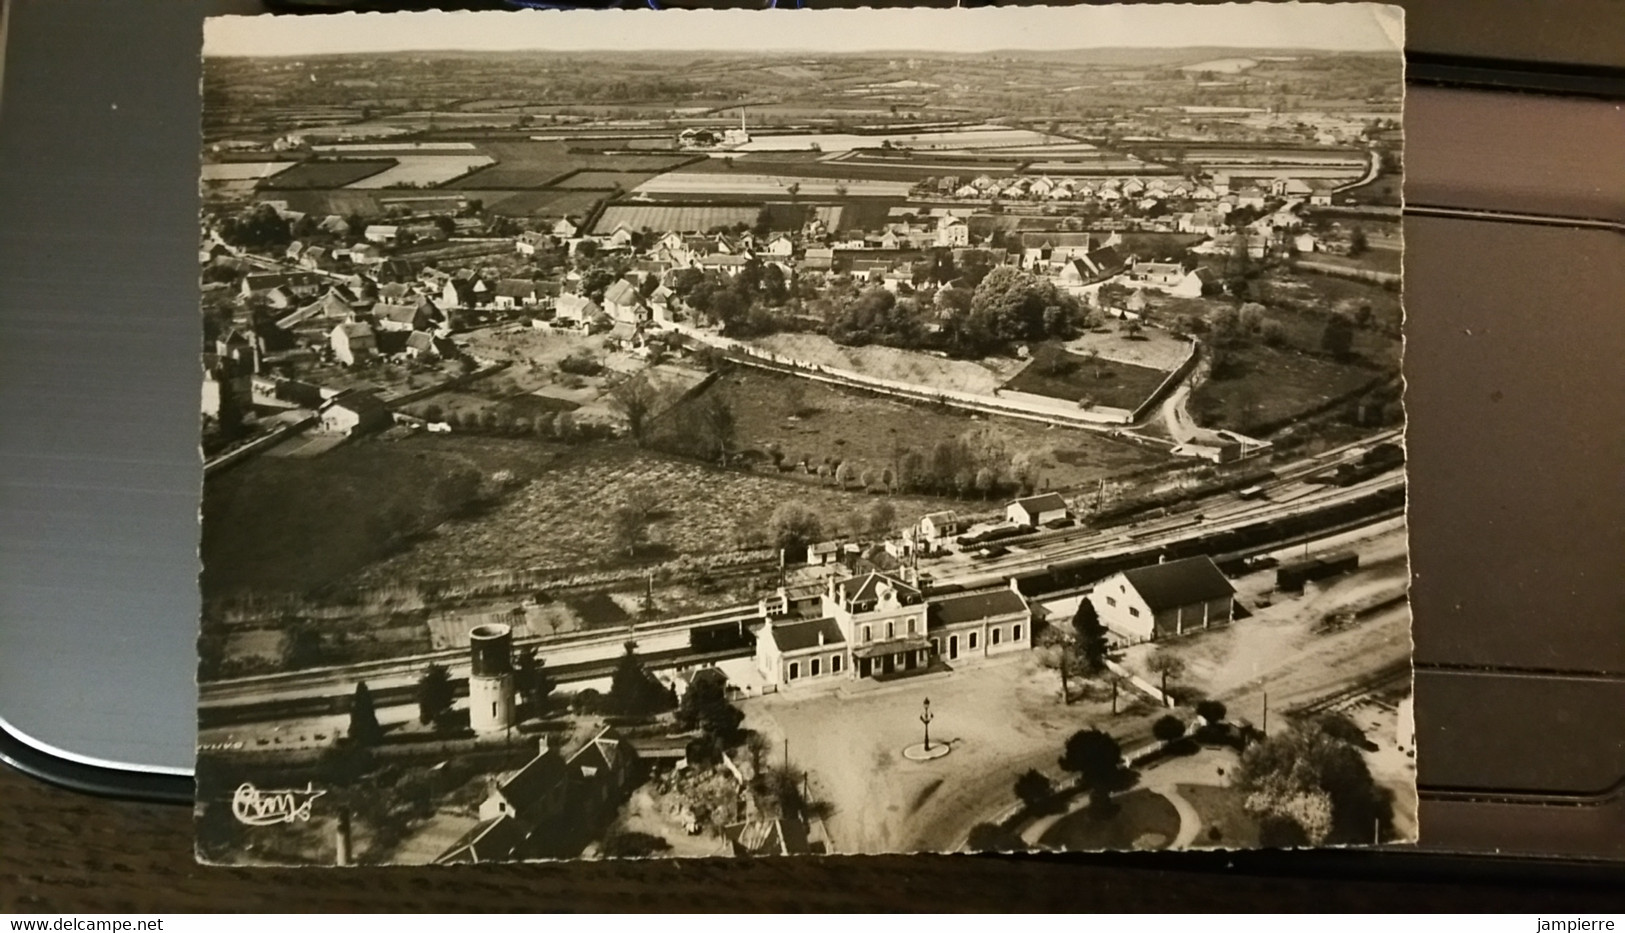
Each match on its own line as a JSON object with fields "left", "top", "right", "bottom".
{"left": 0, "top": 0, "right": 1620, "bottom": 872}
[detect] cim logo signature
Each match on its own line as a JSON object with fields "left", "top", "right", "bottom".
{"left": 231, "top": 782, "right": 327, "bottom": 826}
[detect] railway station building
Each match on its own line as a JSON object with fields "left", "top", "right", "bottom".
{"left": 754, "top": 571, "right": 1031, "bottom": 690}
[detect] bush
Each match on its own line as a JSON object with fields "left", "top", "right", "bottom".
{"left": 558, "top": 352, "right": 602, "bottom": 376}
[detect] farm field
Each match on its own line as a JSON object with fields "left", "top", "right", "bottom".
{"left": 634, "top": 172, "right": 914, "bottom": 198}
{"left": 1002, "top": 343, "right": 1173, "bottom": 411}
{"left": 1297, "top": 249, "right": 1402, "bottom": 276}
{"left": 734, "top": 125, "right": 1067, "bottom": 153}
{"left": 1189, "top": 344, "right": 1379, "bottom": 433}
{"left": 453, "top": 140, "right": 691, "bottom": 189}
{"left": 1064, "top": 326, "right": 1192, "bottom": 371}
{"left": 350, "top": 444, "right": 958, "bottom": 585}
{"left": 201, "top": 436, "right": 565, "bottom": 599}
{"left": 201, "top": 161, "right": 296, "bottom": 181}
{"left": 258, "top": 159, "right": 397, "bottom": 189}
{"left": 552, "top": 170, "right": 661, "bottom": 190}
{"left": 472, "top": 189, "right": 608, "bottom": 218}
{"left": 346, "top": 154, "right": 496, "bottom": 188}
{"left": 312, "top": 142, "right": 478, "bottom": 152}
{"left": 1023, "top": 158, "right": 1161, "bottom": 173}
{"left": 670, "top": 367, "right": 1163, "bottom": 494}
{"left": 748, "top": 332, "right": 1026, "bottom": 394}
{"left": 685, "top": 156, "right": 1009, "bottom": 183}
{"left": 1341, "top": 171, "right": 1402, "bottom": 206}
{"left": 261, "top": 189, "right": 382, "bottom": 218}
{"left": 591, "top": 203, "right": 761, "bottom": 234}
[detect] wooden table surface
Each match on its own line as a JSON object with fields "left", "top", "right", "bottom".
{"left": 4, "top": 766, "right": 1623, "bottom": 913}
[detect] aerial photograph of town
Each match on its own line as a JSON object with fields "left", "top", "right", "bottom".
{"left": 193, "top": 3, "right": 1413, "bottom": 865}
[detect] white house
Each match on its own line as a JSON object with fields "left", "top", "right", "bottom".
{"left": 329, "top": 321, "right": 377, "bottom": 366}
{"left": 916, "top": 511, "right": 960, "bottom": 550}
{"left": 363, "top": 225, "right": 399, "bottom": 246}
{"left": 935, "top": 215, "right": 969, "bottom": 248}
{"left": 553, "top": 293, "right": 601, "bottom": 328}
{"left": 1086, "top": 555, "right": 1235, "bottom": 643}
{"left": 1006, "top": 493, "right": 1068, "bottom": 527}
{"left": 602, "top": 278, "right": 644, "bottom": 325}
{"left": 317, "top": 390, "right": 391, "bottom": 436}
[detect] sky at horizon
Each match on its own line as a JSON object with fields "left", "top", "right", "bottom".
{"left": 204, "top": 4, "right": 1404, "bottom": 58}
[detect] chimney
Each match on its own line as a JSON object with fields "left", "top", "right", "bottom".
{"left": 818, "top": 632, "right": 826, "bottom": 646}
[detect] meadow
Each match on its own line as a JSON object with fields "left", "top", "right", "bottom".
{"left": 667, "top": 367, "right": 1163, "bottom": 495}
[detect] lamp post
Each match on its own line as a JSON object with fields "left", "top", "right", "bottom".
{"left": 920, "top": 697, "right": 935, "bottom": 752}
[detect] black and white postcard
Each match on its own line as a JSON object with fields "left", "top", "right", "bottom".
{"left": 195, "top": 2, "right": 1413, "bottom": 865}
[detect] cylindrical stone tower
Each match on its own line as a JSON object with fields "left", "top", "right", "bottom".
{"left": 468, "top": 623, "right": 516, "bottom": 735}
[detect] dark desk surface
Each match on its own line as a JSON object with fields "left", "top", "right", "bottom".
{"left": 5, "top": 767, "right": 1625, "bottom": 913}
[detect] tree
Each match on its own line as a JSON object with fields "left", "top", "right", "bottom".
{"left": 513, "top": 646, "right": 555, "bottom": 717}
{"left": 1152, "top": 714, "right": 1187, "bottom": 744}
{"left": 1145, "top": 650, "right": 1186, "bottom": 703}
{"left": 1058, "top": 728, "right": 1124, "bottom": 812}
{"left": 833, "top": 462, "right": 854, "bottom": 489}
{"left": 609, "top": 504, "right": 649, "bottom": 557}
{"left": 610, "top": 375, "right": 665, "bottom": 446}
{"left": 1013, "top": 768, "right": 1055, "bottom": 810}
{"left": 415, "top": 663, "right": 454, "bottom": 728}
{"left": 1232, "top": 717, "right": 1391, "bottom": 845}
{"left": 1037, "top": 626, "right": 1077, "bottom": 704}
{"left": 1195, "top": 699, "right": 1227, "bottom": 724}
{"left": 1071, "top": 599, "right": 1111, "bottom": 674}
{"left": 347, "top": 681, "right": 382, "bottom": 746}
{"left": 867, "top": 500, "right": 896, "bottom": 536}
{"left": 692, "top": 394, "right": 736, "bottom": 463}
{"left": 843, "top": 508, "right": 868, "bottom": 541}
{"left": 607, "top": 641, "right": 672, "bottom": 717}
{"left": 769, "top": 501, "right": 822, "bottom": 556}
{"left": 316, "top": 735, "right": 373, "bottom": 866}
{"left": 1349, "top": 228, "right": 1369, "bottom": 256}
{"left": 675, "top": 668, "right": 744, "bottom": 743}
{"left": 1321, "top": 313, "right": 1356, "bottom": 359}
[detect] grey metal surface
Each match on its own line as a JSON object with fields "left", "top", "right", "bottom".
{"left": 0, "top": 0, "right": 251, "bottom": 775}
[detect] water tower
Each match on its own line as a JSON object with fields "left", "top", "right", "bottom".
{"left": 468, "top": 623, "right": 516, "bottom": 735}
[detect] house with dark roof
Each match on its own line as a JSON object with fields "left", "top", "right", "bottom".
{"left": 318, "top": 390, "right": 391, "bottom": 436}
{"left": 926, "top": 584, "right": 1032, "bottom": 663}
{"left": 753, "top": 571, "right": 1031, "bottom": 688}
{"left": 372, "top": 301, "right": 431, "bottom": 334}
{"left": 723, "top": 817, "right": 820, "bottom": 857}
{"left": 275, "top": 291, "right": 354, "bottom": 333}
{"left": 435, "top": 728, "right": 638, "bottom": 864}
{"left": 1007, "top": 493, "right": 1068, "bottom": 527}
{"left": 492, "top": 278, "right": 541, "bottom": 311}
{"left": 1087, "top": 554, "right": 1236, "bottom": 643}
{"left": 914, "top": 510, "right": 960, "bottom": 553}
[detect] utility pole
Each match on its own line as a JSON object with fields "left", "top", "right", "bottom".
{"left": 1262, "top": 689, "right": 1269, "bottom": 734}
